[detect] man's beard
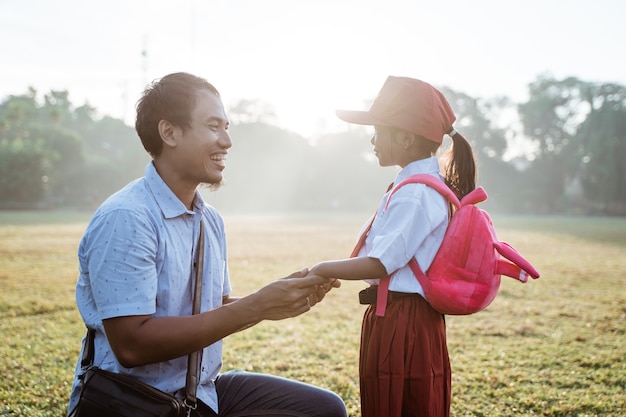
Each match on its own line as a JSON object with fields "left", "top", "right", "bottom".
{"left": 200, "top": 180, "right": 224, "bottom": 192}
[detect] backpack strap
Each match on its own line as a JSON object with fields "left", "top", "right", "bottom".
{"left": 349, "top": 213, "right": 395, "bottom": 317}
{"left": 350, "top": 212, "right": 376, "bottom": 258}
{"left": 385, "top": 174, "right": 461, "bottom": 211}
{"left": 375, "top": 174, "right": 458, "bottom": 317}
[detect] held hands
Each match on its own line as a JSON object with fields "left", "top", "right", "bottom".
{"left": 254, "top": 268, "right": 338, "bottom": 321}
{"left": 306, "top": 263, "right": 341, "bottom": 305}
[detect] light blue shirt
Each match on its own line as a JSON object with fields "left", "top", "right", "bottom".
{"left": 69, "top": 162, "right": 230, "bottom": 413}
{"left": 359, "top": 157, "right": 449, "bottom": 295}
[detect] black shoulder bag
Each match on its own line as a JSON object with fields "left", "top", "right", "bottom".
{"left": 69, "top": 222, "right": 205, "bottom": 417}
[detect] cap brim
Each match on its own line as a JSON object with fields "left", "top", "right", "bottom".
{"left": 335, "top": 110, "right": 388, "bottom": 127}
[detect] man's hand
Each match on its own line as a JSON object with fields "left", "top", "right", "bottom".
{"left": 252, "top": 268, "right": 334, "bottom": 320}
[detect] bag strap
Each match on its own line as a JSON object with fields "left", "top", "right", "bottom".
{"left": 349, "top": 183, "right": 401, "bottom": 317}
{"left": 350, "top": 182, "right": 394, "bottom": 258}
{"left": 350, "top": 212, "right": 375, "bottom": 258}
{"left": 385, "top": 174, "right": 461, "bottom": 211}
{"left": 374, "top": 175, "right": 456, "bottom": 317}
{"left": 80, "top": 328, "right": 96, "bottom": 369}
{"left": 185, "top": 220, "right": 204, "bottom": 410}
{"left": 350, "top": 211, "right": 393, "bottom": 317}
{"left": 79, "top": 220, "right": 206, "bottom": 412}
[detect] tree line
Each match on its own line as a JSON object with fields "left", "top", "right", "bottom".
{"left": 1, "top": 74, "right": 624, "bottom": 215}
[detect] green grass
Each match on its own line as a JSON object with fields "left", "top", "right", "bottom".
{"left": 1, "top": 211, "right": 624, "bottom": 416}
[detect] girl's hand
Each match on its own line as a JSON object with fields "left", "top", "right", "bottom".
{"left": 305, "top": 265, "right": 341, "bottom": 307}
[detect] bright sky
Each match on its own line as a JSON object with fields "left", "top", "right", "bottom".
{"left": 1, "top": 0, "right": 625, "bottom": 137}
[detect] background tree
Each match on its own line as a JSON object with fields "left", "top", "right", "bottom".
{"left": 575, "top": 82, "right": 626, "bottom": 215}
{"left": 518, "top": 75, "right": 588, "bottom": 212}
{"left": 519, "top": 75, "right": 626, "bottom": 215}
{"left": 440, "top": 87, "right": 522, "bottom": 212}
{"left": 0, "top": 89, "right": 144, "bottom": 208}
{"left": 1, "top": 76, "right": 624, "bottom": 215}
{"left": 0, "top": 89, "right": 48, "bottom": 207}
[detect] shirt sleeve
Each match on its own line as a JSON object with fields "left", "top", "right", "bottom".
{"left": 81, "top": 209, "right": 158, "bottom": 320}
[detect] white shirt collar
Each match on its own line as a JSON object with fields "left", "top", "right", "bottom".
{"left": 393, "top": 156, "right": 442, "bottom": 187}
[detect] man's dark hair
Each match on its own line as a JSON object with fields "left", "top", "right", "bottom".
{"left": 135, "top": 72, "right": 220, "bottom": 157}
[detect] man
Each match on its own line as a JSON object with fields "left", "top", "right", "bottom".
{"left": 68, "top": 72, "right": 347, "bottom": 416}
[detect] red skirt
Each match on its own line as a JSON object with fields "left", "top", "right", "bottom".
{"left": 359, "top": 292, "right": 451, "bottom": 417}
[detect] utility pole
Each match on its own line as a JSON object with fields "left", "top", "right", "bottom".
{"left": 141, "top": 34, "right": 149, "bottom": 87}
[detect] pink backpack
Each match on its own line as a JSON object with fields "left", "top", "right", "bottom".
{"left": 374, "top": 174, "right": 540, "bottom": 316}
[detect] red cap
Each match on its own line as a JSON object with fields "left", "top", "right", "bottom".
{"left": 336, "top": 76, "right": 456, "bottom": 144}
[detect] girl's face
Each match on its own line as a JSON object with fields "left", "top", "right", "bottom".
{"left": 371, "top": 126, "right": 403, "bottom": 167}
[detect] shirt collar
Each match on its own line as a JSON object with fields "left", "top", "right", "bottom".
{"left": 393, "top": 156, "right": 442, "bottom": 186}
{"left": 144, "top": 162, "right": 206, "bottom": 219}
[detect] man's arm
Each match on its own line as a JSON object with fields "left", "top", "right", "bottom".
{"left": 103, "top": 272, "right": 331, "bottom": 368}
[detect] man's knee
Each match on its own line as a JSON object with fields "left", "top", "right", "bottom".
{"left": 315, "top": 389, "right": 348, "bottom": 417}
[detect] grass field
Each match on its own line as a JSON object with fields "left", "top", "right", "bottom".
{"left": 0, "top": 211, "right": 624, "bottom": 416}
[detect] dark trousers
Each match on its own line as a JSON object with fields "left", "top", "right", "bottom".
{"left": 192, "top": 370, "right": 347, "bottom": 417}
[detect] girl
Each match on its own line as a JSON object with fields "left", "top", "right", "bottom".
{"left": 309, "top": 76, "right": 477, "bottom": 417}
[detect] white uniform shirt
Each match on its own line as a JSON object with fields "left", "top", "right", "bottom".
{"left": 359, "top": 157, "right": 449, "bottom": 296}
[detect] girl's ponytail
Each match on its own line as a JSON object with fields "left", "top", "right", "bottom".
{"left": 442, "top": 131, "right": 476, "bottom": 200}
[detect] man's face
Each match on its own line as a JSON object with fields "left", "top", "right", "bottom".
{"left": 174, "top": 89, "right": 232, "bottom": 186}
